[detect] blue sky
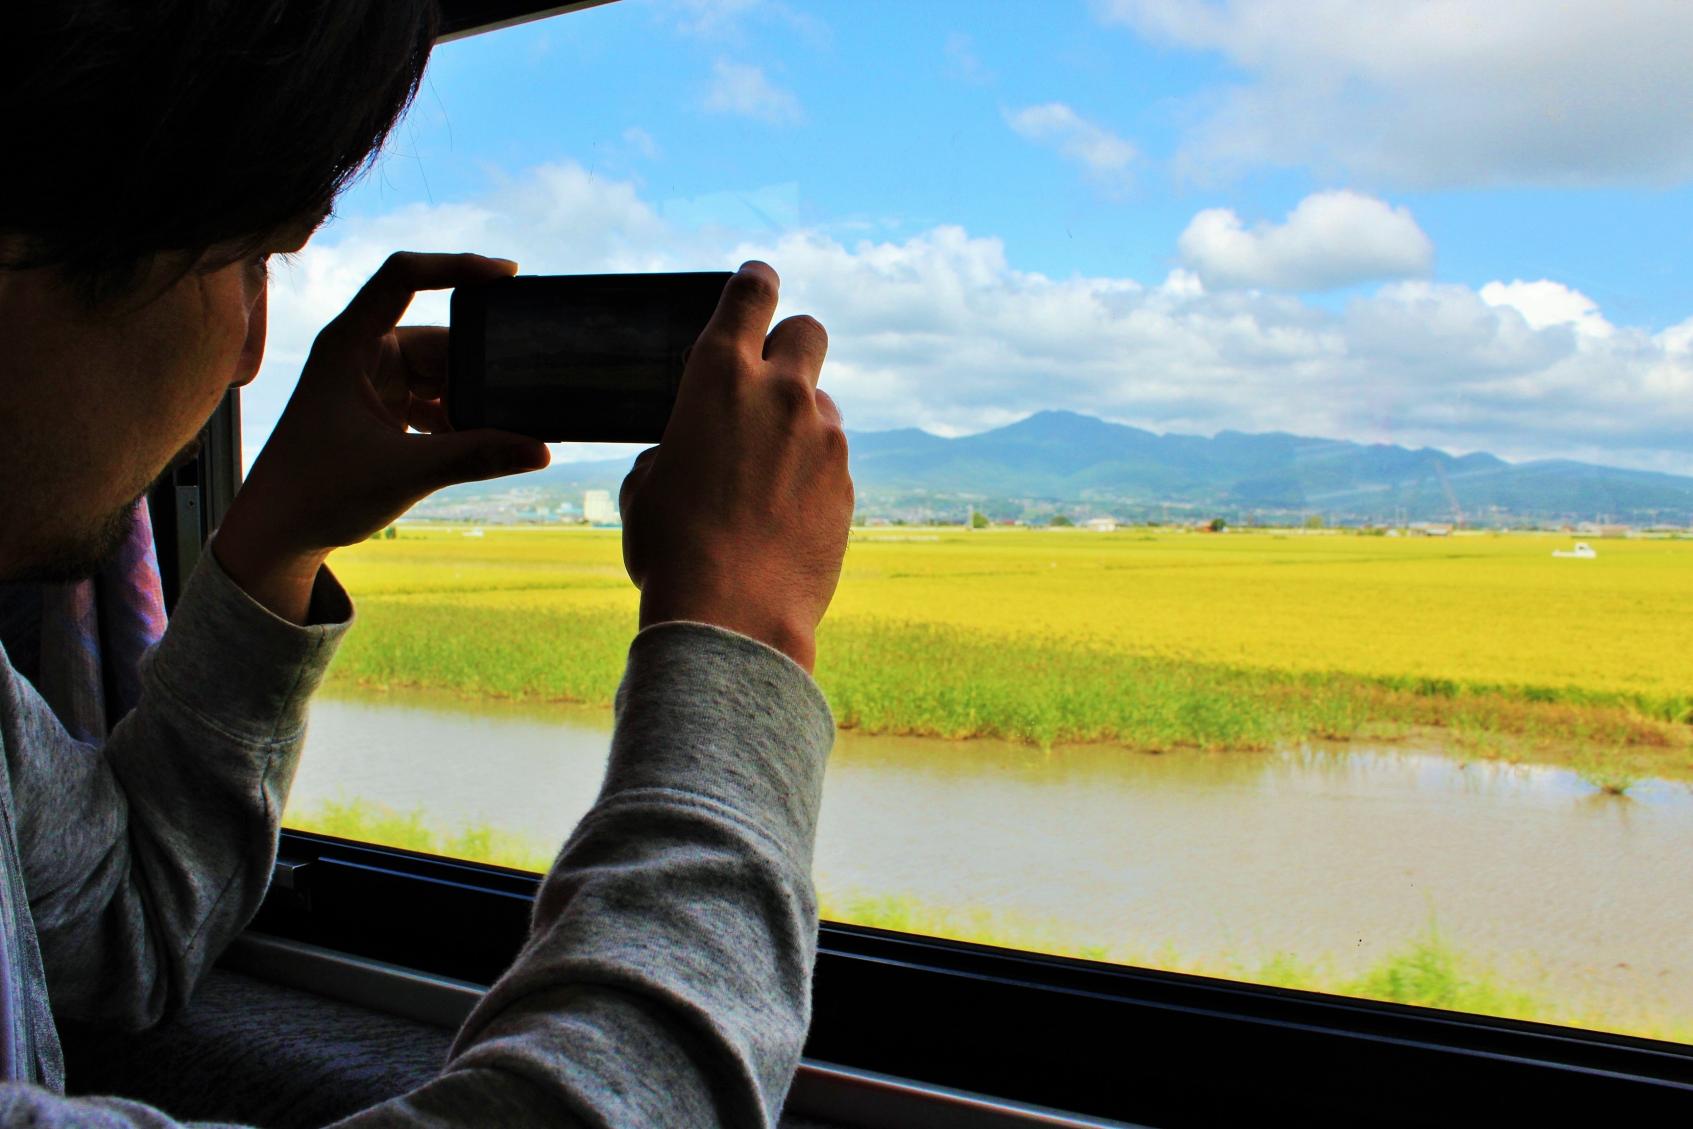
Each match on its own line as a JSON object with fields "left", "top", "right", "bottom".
{"left": 361, "top": 0, "right": 1692, "bottom": 323}
{"left": 252, "top": 0, "right": 1693, "bottom": 474}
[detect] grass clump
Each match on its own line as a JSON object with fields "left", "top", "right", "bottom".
{"left": 288, "top": 797, "right": 558, "bottom": 873}
{"left": 1342, "top": 930, "right": 1539, "bottom": 1017}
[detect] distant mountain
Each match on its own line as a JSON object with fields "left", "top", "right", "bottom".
{"left": 426, "top": 411, "right": 1693, "bottom": 526}
{"left": 846, "top": 411, "right": 1693, "bottom": 524}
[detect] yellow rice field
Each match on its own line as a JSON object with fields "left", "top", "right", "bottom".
{"left": 329, "top": 525, "right": 1693, "bottom": 699}
{"left": 317, "top": 526, "right": 1693, "bottom": 771}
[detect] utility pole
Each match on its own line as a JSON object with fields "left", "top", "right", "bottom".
{"left": 1431, "top": 460, "right": 1465, "bottom": 529}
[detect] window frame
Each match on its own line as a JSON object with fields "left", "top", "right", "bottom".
{"left": 257, "top": 829, "right": 1693, "bottom": 1126}
{"left": 186, "top": 2, "right": 1693, "bottom": 1123}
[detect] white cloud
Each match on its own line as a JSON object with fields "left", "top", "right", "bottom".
{"left": 621, "top": 127, "right": 660, "bottom": 159}
{"left": 1097, "top": 0, "right": 1693, "bottom": 188}
{"left": 1006, "top": 103, "right": 1136, "bottom": 190}
{"left": 666, "top": 0, "right": 830, "bottom": 46}
{"left": 669, "top": 0, "right": 765, "bottom": 36}
{"left": 1481, "top": 279, "right": 1613, "bottom": 339}
{"left": 944, "top": 32, "right": 993, "bottom": 85}
{"left": 248, "top": 162, "right": 1693, "bottom": 477}
{"left": 703, "top": 59, "right": 803, "bottom": 125}
{"left": 1178, "top": 190, "right": 1433, "bottom": 291}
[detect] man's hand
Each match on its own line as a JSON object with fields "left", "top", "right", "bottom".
{"left": 620, "top": 261, "right": 851, "bottom": 672}
{"left": 215, "top": 253, "right": 551, "bottom": 623}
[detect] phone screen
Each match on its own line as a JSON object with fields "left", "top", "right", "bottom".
{"left": 485, "top": 285, "right": 685, "bottom": 393}
{"left": 452, "top": 273, "right": 730, "bottom": 443}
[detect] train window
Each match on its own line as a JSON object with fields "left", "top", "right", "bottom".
{"left": 244, "top": 0, "right": 1693, "bottom": 1052}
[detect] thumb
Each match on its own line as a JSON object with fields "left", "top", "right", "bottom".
{"left": 619, "top": 445, "right": 660, "bottom": 520}
{"left": 408, "top": 429, "right": 551, "bottom": 493}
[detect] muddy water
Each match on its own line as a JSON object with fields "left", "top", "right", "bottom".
{"left": 292, "top": 687, "right": 1693, "bottom": 1030}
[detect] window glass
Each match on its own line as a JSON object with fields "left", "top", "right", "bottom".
{"left": 250, "top": 0, "right": 1693, "bottom": 1045}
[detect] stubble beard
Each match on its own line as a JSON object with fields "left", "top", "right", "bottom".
{"left": 9, "top": 503, "right": 139, "bottom": 584}
{"left": 3, "top": 433, "right": 200, "bottom": 585}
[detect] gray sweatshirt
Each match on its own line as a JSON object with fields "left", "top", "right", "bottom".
{"left": 0, "top": 552, "right": 835, "bottom": 1126}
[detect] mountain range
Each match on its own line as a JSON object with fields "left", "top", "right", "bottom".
{"left": 428, "top": 411, "right": 1693, "bottom": 526}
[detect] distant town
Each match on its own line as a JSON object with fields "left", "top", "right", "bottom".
{"left": 410, "top": 485, "right": 620, "bottom": 526}
{"left": 405, "top": 411, "right": 1693, "bottom": 535}
{"left": 403, "top": 482, "right": 1690, "bottom": 539}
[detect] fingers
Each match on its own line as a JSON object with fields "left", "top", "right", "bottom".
{"left": 333, "top": 253, "right": 518, "bottom": 341}
{"left": 763, "top": 314, "right": 828, "bottom": 386}
{"left": 407, "top": 397, "right": 452, "bottom": 434}
{"left": 697, "top": 261, "right": 781, "bottom": 357}
{"left": 405, "top": 429, "right": 550, "bottom": 495}
{"left": 815, "top": 388, "right": 844, "bottom": 429}
{"left": 395, "top": 326, "right": 449, "bottom": 400}
{"left": 620, "top": 446, "right": 660, "bottom": 523}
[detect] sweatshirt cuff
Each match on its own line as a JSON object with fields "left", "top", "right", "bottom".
{"left": 143, "top": 547, "right": 354, "bottom": 746}
{"left": 603, "top": 622, "right": 836, "bottom": 858}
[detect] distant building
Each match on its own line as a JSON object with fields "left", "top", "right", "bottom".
{"left": 1409, "top": 522, "right": 1452, "bottom": 537}
{"left": 584, "top": 490, "right": 620, "bottom": 525}
{"left": 1085, "top": 517, "right": 1118, "bottom": 532}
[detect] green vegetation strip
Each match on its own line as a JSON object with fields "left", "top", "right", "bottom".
{"left": 327, "top": 600, "right": 1691, "bottom": 779}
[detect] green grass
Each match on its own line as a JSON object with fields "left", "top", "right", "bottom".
{"left": 325, "top": 601, "right": 1692, "bottom": 782}
{"left": 290, "top": 797, "right": 557, "bottom": 872}
{"left": 326, "top": 600, "right": 631, "bottom": 705}
{"left": 818, "top": 620, "right": 1686, "bottom": 757}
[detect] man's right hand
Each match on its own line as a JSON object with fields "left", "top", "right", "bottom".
{"left": 619, "top": 261, "right": 852, "bottom": 673}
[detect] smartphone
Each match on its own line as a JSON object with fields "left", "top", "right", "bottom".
{"left": 447, "top": 272, "right": 731, "bottom": 443}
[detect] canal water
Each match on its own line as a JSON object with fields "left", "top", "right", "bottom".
{"left": 291, "top": 686, "right": 1693, "bottom": 1032}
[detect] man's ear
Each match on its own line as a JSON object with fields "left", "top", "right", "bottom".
{"left": 231, "top": 283, "right": 269, "bottom": 389}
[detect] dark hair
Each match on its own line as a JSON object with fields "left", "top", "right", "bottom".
{"left": 0, "top": 0, "right": 439, "bottom": 301}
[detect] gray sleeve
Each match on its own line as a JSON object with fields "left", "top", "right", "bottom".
{"left": 0, "top": 1086, "right": 246, "bottom": 1127}
{"left": 334, "top": 622, "right": 836, "bottom": 1129}
{"left": 0, "top": 621, "right": 831, "bottom": 1129}
{"left": 4, "top": 548, "right": 351, "bottom": 1029}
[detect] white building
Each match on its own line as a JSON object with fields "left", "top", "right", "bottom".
{"left": 584, "top": 490, "right": 619, "bottom": 525}
{"left": 1085, "top": 517, "right": 1118, "bottom": 532}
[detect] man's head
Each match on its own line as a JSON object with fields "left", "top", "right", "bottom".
{"left": 0, "top": 0, "right": 438, "bottom": 581}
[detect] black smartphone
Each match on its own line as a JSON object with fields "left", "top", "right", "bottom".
{"left": 447, "top": 272, "right": 731, "bottom": 443}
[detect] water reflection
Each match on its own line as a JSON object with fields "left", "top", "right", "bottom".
{"left": 295, "top": 686, "right": 1693, "bottom": 1028}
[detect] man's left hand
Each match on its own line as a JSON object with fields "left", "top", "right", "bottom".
{"left": 214, "top": 252, "right": 551, "bottom": 623}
